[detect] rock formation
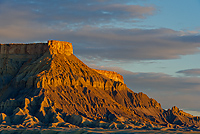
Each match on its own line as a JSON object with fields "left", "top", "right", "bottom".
{"left": 0, "top": 40, "right": 199, "bottom": 130}
{"left": 94, "top": 69, "right": 124, "bottom": 83}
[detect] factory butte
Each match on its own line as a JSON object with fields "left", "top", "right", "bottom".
{"left": 0, "top": 40, "right": 199, "bottom": 130}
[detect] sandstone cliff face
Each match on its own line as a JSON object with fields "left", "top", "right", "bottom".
{"left": 94, "top": 69, "right": 124, "bottom": 83}
{"left": 0, "top": 40, "right": 199, "bottom": 129}
{"left": 48, "top": 40, "right": 73, "bottom": 56}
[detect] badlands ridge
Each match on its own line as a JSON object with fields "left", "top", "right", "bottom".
{"left": 0, "top": 40, "right": 199, "bottom": 131}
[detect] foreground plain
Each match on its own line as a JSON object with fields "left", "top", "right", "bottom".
{"left": 0, "top": 128, "right": 200, "bottom": 134}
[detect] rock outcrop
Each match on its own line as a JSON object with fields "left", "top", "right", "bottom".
{"left": 94, "top": 69, "right": 124, "bottom": 83}
{"left": 0, "top": 40, "right": 199, "bottom": 130}
{"left": 48, "top": 40, "right": 73, "bottom": 56}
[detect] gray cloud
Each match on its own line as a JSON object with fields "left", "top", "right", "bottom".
{"left": 177, "top": 69, "right": 200, "bottom": 76}
{"left": 73, "top": 28, "right": 200, "bottom": 60}
{"left": 0, "top": 0, "right": 155, "bottom": 27}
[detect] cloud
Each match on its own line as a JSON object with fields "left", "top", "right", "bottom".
{"left": 177, "top": 69, "right": 200, "bottom": 76}
{"left": 0, "top": 0, "right": 154, "bottom": 43}
{"left": 0, "top": 1, "right": 199, "bottom": 61}
{"left": 73, "top": 28, "right": 200, "bottom": 60}
{"left": 0, "top": 0, "right": 155, "bottom": 27}
{"left": 0, "top": 0, "right": 199, "bottom": 66}
{"left": 124, "top": 72, "right": 200, "bottom": 92}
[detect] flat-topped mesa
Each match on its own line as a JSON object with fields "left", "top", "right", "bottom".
{"left": 94, "top": 69, "right": 124, "bottom": 83}
{"left": 48, "top": 40, "right": 73, "bottom": 56}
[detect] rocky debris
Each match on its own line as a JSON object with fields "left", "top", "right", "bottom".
{"left": 0, "top": 40, "right": 199, "bottom": 130}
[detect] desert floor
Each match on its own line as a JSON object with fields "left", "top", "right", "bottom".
{"left": 0, "top": 128, "right": 200, "bottom": 134}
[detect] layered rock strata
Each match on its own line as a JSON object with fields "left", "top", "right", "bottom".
{"left": 48, "top": 40, "right": 73, "bottom": 56}
{"left": 0, "top": 40, "right": 199, "bottom": 129}
{"left": 94, "top": 69, "right": 124, "bottom": 83}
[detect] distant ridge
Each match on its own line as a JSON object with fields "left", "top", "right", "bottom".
{"left": 0, "top": 40, "right": 199, "bottom": 130}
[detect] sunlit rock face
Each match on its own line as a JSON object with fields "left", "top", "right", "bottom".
{"left": 94, "top": 69, "right": 124, "bottom": 83}
{"left": 0, "top": 40, "right": 199, "bottom": 129}
{"left": 48, "top": 40, "right": 73, "bottom": 56}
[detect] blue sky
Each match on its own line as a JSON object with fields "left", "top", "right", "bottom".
{"left": 135, "top": 0, "right": 200, "bottom": 31}
{"left": 0, "top": 0, "right": 200, "bottom": 115}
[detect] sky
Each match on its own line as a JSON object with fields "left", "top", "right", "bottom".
{"left": 0, "top": 0, "right": 200, "bottom": 115}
